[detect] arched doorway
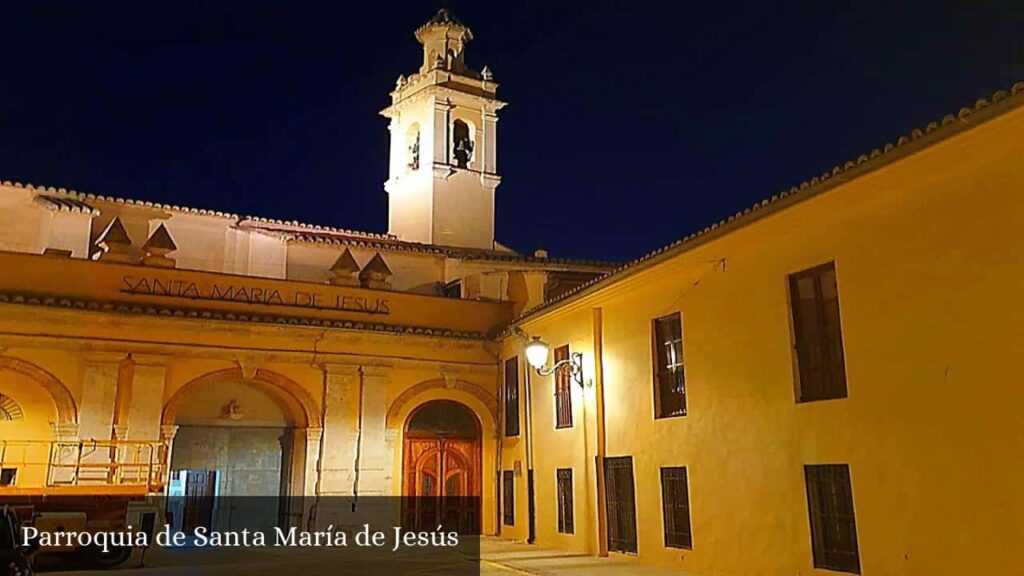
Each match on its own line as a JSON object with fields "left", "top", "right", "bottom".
{"left": 162, "top": 368, "right": 316, "bottom": 534}
{"left": 402, "top": 400, "right": 481, "bottom": 533}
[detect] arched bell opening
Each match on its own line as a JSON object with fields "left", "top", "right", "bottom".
{"left": 451, "top": 119, "right": 475, "bottom": 169}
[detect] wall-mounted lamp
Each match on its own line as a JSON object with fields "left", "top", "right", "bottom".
{"left": 524, "top": 336, "right": 584, "bottom": 388}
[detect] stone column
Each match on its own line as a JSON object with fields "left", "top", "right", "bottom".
{"left": 302, "top": 427, "right": 323, "bottom": 497}
{"left": 432, "top": 98, "right": 452, "bottom": 166}
{"left": 111, "top": 376, "right": 133, "bottom": 438}
{"left": 50, "top": 421, "right": 81, "bottom": 441}
{"left": 78, "top": 355, "right": 122, "bottom": 441}
{"left": 160, "top": 425, "right": 179, "bottom": 489}
{"left": 383, "top": 428, "right": 400, "bottom": 496}
{"left": 110, "top": 423, "right": 130, "bottom": 483}
{"left": 482, "top": 108, "right": 499, "bottom": 175}
{"left": 318, "top": 364, "right": 359, "bottom": 496}
{"left": 127, "top": 358, "right": 168, "bottom": 442}
{"left": 357, "top": 366, "right": 390, "bottom": 497}
{"left": 78, "top": 354, "right": 123, "bottom": 484}
{"left": 120, "top": 358, "right": 168, "bottom": 486}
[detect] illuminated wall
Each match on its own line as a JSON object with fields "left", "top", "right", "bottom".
{"left": 498, "top": 99, "right": 1024, "bottom": 573}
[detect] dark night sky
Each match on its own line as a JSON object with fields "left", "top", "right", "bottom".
{"left": 1, "top": 2, "right": 1021, "bottom": 262}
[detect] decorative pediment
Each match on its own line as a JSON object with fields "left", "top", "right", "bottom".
{"left": 143, "top": 224, "right": 177, "bottom": 253}
{"left": 329, "top": 249, "right": 361, "bottom": 287}
{"left": 142, "top": 224, "right": 178, "bottom": 268}
{"left": 96, "top": 217, "right": 136, "bottom": 263}
{"left": 97, "top": 217, "right": 132, "bottom": 247}
{"left": 359, "top": 253, "right": 393, "bottom": 289}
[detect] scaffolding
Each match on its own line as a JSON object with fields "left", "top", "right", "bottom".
{"left": 0, "top": 439, "right": 168, "bottom": 493}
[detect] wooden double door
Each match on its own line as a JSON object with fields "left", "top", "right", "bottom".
{"left": 402, "top": 436, "right": 480, "bottom": 533}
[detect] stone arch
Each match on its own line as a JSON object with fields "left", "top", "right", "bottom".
{"left": 0, "top": 356, "right": 77, "bottom": 424}
{"left": 162, "top": 367, "right": 321, "bottom": 428}
{"left": 386, "top": 378, "right": 497, "bottom": 431}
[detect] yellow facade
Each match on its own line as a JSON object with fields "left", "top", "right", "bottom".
{"left": 1, "top": 6, "right": 1022, "bottom": 575}
{"left": 497, "top": 92, "right": 1024, "bottom": 574}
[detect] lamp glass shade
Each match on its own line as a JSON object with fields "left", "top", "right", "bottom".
{"left": 525, "top": 337, "right": 550, "bottom": 369}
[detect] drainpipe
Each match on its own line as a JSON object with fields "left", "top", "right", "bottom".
{"left": 593, "top": 308, "right": 609, "bottom": 557}
{"left": 494, "top": 367, "right": 503, "bottom": 536}
{"left": 523, "top": 355, "right": 536, "bottom": 544}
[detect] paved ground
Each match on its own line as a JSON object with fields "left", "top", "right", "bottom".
{"left": 38, "top": 537, "right": 684, "bottom": 575}
{"left": 479, "top": 538, "right": 688, "bottom": 575}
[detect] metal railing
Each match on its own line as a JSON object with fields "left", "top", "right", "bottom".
{"left": 0, "top": 439, "right": 168, "bottom": 492}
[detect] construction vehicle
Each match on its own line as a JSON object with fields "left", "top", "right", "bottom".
{"left": 0, "top": 439, "right": 167, "bottom": 569}
{"left": 1, "top": 504, "right": 34, "bottom": 576}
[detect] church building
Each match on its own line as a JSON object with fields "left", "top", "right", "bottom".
{"left": 0, "top": 6, "right": 609, "bottom": 537}
{"left": 0, "top": 8, "right": 1022, "bottom": 575}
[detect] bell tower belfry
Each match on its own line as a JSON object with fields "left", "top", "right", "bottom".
{"left": 382, "top": 8, "right": 505, "bottom": 249}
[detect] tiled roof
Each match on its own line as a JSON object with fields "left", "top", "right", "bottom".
{"left": 0, "top": 180, "right": 613, "bottom": 271}
{"left": 33, "top": 194, "right": 98, "bottom": 215}
{"left": 0, "top": 181, "right": 400, "bottom": 243}
{"left": 285, "top": 229, "right": 616, "bottom": 270}
{"left": 512, "top": 81, "right": 1024, "bottom": 325}
{"left": 237, "top": 218, "right": 397, "bottom": 242}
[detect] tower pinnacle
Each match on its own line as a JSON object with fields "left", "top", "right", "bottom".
{"left": 381, "top": 8, "right": 506, "bottom": 250}
{"left": 415, "top": 8, "right": 474, "bottom": 75}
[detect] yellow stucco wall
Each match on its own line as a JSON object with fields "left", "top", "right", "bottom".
{"left": 499, "top": 105, "right": 1024, "bottom": 573}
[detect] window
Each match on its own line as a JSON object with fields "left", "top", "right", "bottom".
{"left": 789, "top": 262, "right": 848, "bottom": 402}
{"left": 406, "top": 123, "right": 421, "bottom": 171}
{"left": 443, "top": 280, "right": 462, "bottom": 299}
{"left": 556, "top": 468, "right": 574, "bottom": 534}
{"left": 660, "top": 467, "right": 692, "bottom": 549}
{"left": 502, "top": 471, "right": 515, "bottom": 526}
{"left": 805, "top": 464, "right": 860, "bottom": 574}
{"left": 653, "top": 313, "right": 686, "bottom": 418}
{"left": 554, "top": 345, "right": 573, "bottom": 428}
{"left": 504, "top": 357, "right": 520, "bottom": 437}
{"left": 0, "top": 468, "right": 16, "bottom": 487}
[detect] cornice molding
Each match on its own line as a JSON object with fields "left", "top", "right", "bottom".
{"left": 0, "top": 291, "right": 492, "bottom": 341}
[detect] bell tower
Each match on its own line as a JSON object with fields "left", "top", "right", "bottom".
{"left": 382, "top": 8, "right": 505, "bottom": 249}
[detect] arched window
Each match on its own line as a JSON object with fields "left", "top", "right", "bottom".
{"left": 406, "top": 123, "right": 421, "bottom": 171}
{"left": 0, "top": 393, "right": 24, "bottom": 421}
{"left": 406, "top": 400, "right": 479, "bottom": 438}
{"left": 452, "top": 120, "right": 474, "bottom": 169}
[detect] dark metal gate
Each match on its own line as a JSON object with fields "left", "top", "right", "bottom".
{"left": 603, "top": 456, "right": 638, "bottom": 554}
